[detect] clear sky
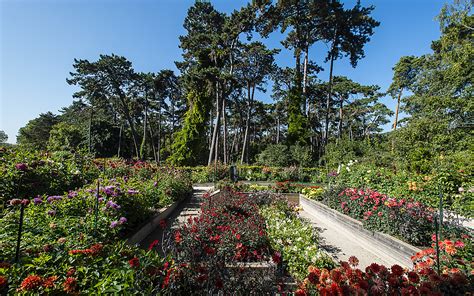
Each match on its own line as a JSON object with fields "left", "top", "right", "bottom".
{"left": 0, "top": 0, "right": 445, "bottom": 143}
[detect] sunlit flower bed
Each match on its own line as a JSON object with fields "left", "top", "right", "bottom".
{"left": 165, "top": 190, "right": 278, "bottom": 293}
{"left": 260, "top": 202, "right": 335, "bottom": 281}
{"left": 0, "top": 171, "right": 192, "bottom": 294}
{"left": 296, "top": 255, "right": 473, "bottom": 296}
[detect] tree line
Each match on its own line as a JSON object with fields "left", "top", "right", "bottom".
{"left": 15, "top": 0, "right": 472, "bottom": 172}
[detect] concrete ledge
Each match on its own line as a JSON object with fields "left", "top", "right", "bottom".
{"left": 300, "top": 195, "right": 422, "bottom": 259}
{"left": 128, "top": 197, "right": 187, "bottom": 245}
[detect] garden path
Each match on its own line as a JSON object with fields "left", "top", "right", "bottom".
{"left": 139, "top": 185, "right": 213, "bottom": 254}
{"left": 298, "top": 209, "right": 414, "bottom": 269}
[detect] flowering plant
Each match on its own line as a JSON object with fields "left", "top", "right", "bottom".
{"left": 297, "top": 256, "right": 473, "bottom": 296}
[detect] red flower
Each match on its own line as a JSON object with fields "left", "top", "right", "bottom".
{"left": 148, "top": 239, "right": 159, "bottom": 251}
{"left": 272, "top": 251, "right": 282, "bottom": 264}
{"left": 295, "top": 288, "right": 308, "bottom": 296}
{"left": 391, "top": 264, "right": 404, "bottom": 276}
{"left": 129, "top": 257, "right": 140, "bottom": 268}
{"left": 159, "top": 219, "right": 167, "bottom": 229}
{"left": 20, "top": 275, "right": 43, "bottom": 291}
{"left": 407, "top": 271, "right": 419, "bottom": 283}
{"left": 63, "top": 277, "right": 77, "bottom": 294}
{"left": 367, "top": 263, "right": 381, "bottom": 274}
{"left": 0, "top": 276, "right": 7, "bottom": 289}
{"left": 174, "top": 231, "right": 182, "bottom": 244}
{"left": 215, "top": 278, "right": 223, "bottom": 289}
{"left": 66, "top": 268, "right": 76, "bottom": 277}
{"left": 42, "top": 276, "right": 58, "bottom": 288}
{"left": 348, "top": 256, "right": 359, "bottom": 267}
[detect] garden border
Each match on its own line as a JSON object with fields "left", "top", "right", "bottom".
{"left": 127, "top": 197, "right": 189, "bottom": 245}
{"left": 299, "top": 195, "right": 422, "bottom": 260}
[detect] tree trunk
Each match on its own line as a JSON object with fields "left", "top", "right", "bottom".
{"left": 393, "top": 89, "right": 402, "bottom": 130}
{"left": 276, "top": 116, "right": 280, "bottom": 144}
{"left": 303, "top": 45, "right": 309, "bottom": 115}
{"left": 208, "top": 81, "right": 221, "bottom": 166}
{"left": 117, "top": 121, "right": 123, "bottom": 157}
{"left": 240, "top": 83, "right": 253, "bottom": 164}
{"left": 222, "top": 94, "right": 228, "bottom": 164}
{"left": 140, "top": 97, "right": 148, "bottom": 160}
{"left": 88, "top": 106, "right": 93, "bottom": 155}
{"left": 325, "top": 53, "right": 335, "bottom": 146}
{"left": 325, "top": 30, "right": 338, "bottom": 146}
{"left": 338, "top": 97, "right": 343, "bottom": 139}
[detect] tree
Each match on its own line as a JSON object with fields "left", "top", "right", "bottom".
{"left": 390, "top": 1, "right": 473, "bottom": 172}
{"left": 235, "top": 41, "right": 278, "bottom": 164}
{"left": 67, "top": 54, "right": 142, "bottom": 158}
{"left": 48, "top": 122, "right": 84, "bottom": 151}
{"left": 169, "top": 2, "right": 222, "bottom": 165}
{"left": 322, "top": 1, "right": 379, "bottom": 145}
{"left": 0, "top": 130, "right": 7, "bottom": 143}
{"left": 387, "top": 56, "right": 419, "bottom": 130}
{"left": 17, "top": 112, "right": 60, "bottom": 150}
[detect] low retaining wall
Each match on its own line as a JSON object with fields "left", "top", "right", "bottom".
{"left": 300, "top": 195, "right": 421, "bottom": 261}
{"left": 128, "top": 197, "right": 189, "bottom": 245}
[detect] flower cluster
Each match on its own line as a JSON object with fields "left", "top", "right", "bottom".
{"left": 297, "top": 256, "right": 472, "bottom": 296}
{"left": 167, "top": 189, "right": 275, "bottom": 293}
{"left": 412, "top": 234, "right": 473, "bottom": 275}
{"left": 69, "top": 243, "right": 103, "bottom": 256}
{"left": 325, "top": 188, "right": 437, "bottom": 245}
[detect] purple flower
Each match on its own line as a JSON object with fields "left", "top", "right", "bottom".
{"left": 15, "top": 163, "right": 28, "bottom": 172}
{"left": 103, "top": 186, "right": 115, "bottom": 196}
{"left": 47, "top": 210, "right": 56, "bottom": 216}
{"left": 328, "top": 171, "right": 339, "bottom": 177}
{"left": 119, "top": 217, "right": 127, "bottom": 224}
{"left": 67, "top": 191, "right": 78, "bottom": 198}
{"left": 105, "top": 200, "right": 120, "bottom": 210}
{"left": 123, "top": 176, "right": 129, "bottom": 183}
{"left": 47, "top": 196, "right": 62, "bottom": 203}
{"left": 33, "top": 197, "right": 43, "bottom": 205}
{"left": 153, "top": 181, "right": 158, "bottom": 187}
{"left": 127, "top": 189, "right": 139, "bottom": 195}
{"left": 110, "top": 221, "right": 119, "bottom": 228}
{"left": 98, "top": 197, "right": 104, "bottom": 202}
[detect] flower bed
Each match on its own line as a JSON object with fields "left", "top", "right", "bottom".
{"left": 0, "top": 170, "right": 192, "bottom": 294}
{"left": 165, "top": 190, "right": 279, "bottom": 294}
{"left": 296, "top": 255, "right": 473, "bottom": 296}
{"left": 318, "top": 187, "right": 469, "bottom": 246}
{"left": 260, "top": 201, "right": 335, "bottom": 280}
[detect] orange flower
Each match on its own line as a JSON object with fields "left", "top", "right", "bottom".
{"left": 19, "top": 275, "right": 43, "bottom": 291}
{"left": 63, "top": 277, "right": 77, "bottom": 294}
{"left": 445, "top": 245, "right": 457, "bottom": 255}
{"left": 42, "top": 276, "right": 58, "bottom": 288}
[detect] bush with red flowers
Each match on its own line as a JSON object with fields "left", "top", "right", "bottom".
{"left": 165, "top": 189, "right": 277, "bottom": 294}
{"left": 298, "top": 256, "right": 473, "bottom": 295}
{"left": 319, "top": 187, "right": 469, "bottom": 246}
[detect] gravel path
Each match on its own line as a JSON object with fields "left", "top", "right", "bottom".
{"left": 299, "top": 209, "right": 414, "bottom": 269}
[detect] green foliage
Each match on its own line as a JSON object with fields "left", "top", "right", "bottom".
{"left": 256, "top": 144, "right": 289, "bottom": 167}
{"left": 0, "top": 130, "right": 8, "bottom": 143}
{"left": 48, "top": 122, "right": 85, "bottom": 152}
{"left": 17, "top": 112, "right": 60, "bottom": 150}
{"left": 169, "top": 90, "right": 211, "bottom": 165}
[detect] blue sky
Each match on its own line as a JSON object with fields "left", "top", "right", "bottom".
{"left": 0, "top": 0, "right": 445, "bottom": 143}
